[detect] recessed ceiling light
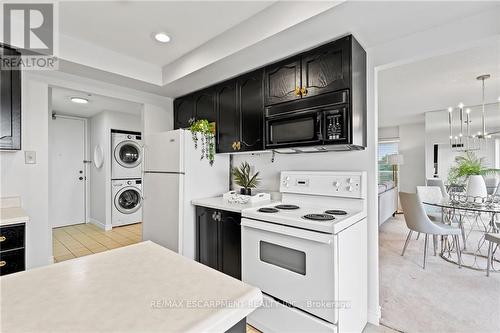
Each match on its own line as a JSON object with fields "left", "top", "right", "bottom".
{"left": 154, "top": 32, "right": 171, "bottom": 43}
{"left": 71, "top": 97, "right": 89, "bottom": 104}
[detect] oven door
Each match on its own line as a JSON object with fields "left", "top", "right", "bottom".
{"left": 241, "top": 218, "right": 338, "bottom": 324}
{"left": 265, "top": 110, "right": 323, "bottom": 149}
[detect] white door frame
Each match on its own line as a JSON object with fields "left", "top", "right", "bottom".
{"left": 50, "top": 114, "right": 90, "bottom": 226}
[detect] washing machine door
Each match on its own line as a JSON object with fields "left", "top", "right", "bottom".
{"left": 114, "top": 140, "right": 142, "bottom": 168}
{"left": 115, "top": 187, "right": 142, "bottom": 214}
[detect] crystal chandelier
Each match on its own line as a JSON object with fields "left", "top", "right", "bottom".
{"left": 449, "top": 74, "right": 491, "bottom": 152}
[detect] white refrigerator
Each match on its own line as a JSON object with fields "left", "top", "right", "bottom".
{"left": 142, "top": 129, "right": 229, "bottom": 259}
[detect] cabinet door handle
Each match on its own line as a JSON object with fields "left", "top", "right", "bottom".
{"left": 294, "top": 87, "right": 301, "bottom": 96}
{"left": 236, "top": 141, "right": 241, "bottom": 150}
{"left": 0, "top": 236, "right": 5, "bottom": 242}
{"left": 232, "top": 141, "right": 237, "bottom": 150}
{"left": 300, "top": 87, "right": 307, "bottom": 96}
{"left": 0, "top": 261, "right": 6, "bottom": 267}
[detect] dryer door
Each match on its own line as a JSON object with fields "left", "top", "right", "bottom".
{"left": 115, "top": 187, "right": 142, "bottom": 214}
{"left": 114, "top": 140, "right": 142, "bottom": 168}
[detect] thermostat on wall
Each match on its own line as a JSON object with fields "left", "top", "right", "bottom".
{"left": 25, "top": 151, "right": 36, "bottom": 164}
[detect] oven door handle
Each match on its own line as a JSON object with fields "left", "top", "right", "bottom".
{"left": 241, "top": 218, "right": 332, "bottom": 244}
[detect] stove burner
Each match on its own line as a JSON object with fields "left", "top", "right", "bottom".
{"left": 302, "top": 214, "right": 335, "bottom": 221}
{"left": 275, "top": 204, "right": 300, "bottom": 210}
{"left": 258, "top": 207, "right": 279, "bottom": 213}
{"left": 325, "top": 210, "right": 348, "bottom": 215}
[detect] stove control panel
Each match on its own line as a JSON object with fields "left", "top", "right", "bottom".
{"left": 280, "top": 171, "right": 366, "bottom": 199}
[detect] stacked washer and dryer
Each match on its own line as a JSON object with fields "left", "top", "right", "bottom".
{"left": 111, "top": 130, "right": 143, "bottom": 227}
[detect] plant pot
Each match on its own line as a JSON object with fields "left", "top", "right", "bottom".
{"left": 240, "top": 188, "right": 252, "bottom": 196}
{"left": 466, "top": 175, "right": 487, "bottom": 201}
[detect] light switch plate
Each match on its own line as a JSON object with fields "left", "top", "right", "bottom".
{"left": 25, "top": 151, "right": 36, "bottom": 164}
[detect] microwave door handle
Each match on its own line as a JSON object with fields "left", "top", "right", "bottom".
{"left": 241, "top": 218, "right": 332, "bottom": 244}
{"left": 316, "top": 113, "right": 323, "bottom": 140}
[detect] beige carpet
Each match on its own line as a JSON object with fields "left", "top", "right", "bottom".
{"left": 379, "top": 216, "right": 500, "bottom": 333}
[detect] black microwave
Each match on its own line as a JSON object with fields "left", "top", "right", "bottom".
{"left": 265, "top": 90, "right": 365, "bottom": 150}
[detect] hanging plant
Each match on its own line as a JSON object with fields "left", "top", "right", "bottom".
{"left": 189, "top": 119, "right": 216, "bottom": 166}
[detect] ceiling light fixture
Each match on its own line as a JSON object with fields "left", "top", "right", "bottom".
{"left": 154, "top": 32, "right": 171, "bottom": 43}
{"left": 71, "top": 97, "right": 89, "bottom": 104}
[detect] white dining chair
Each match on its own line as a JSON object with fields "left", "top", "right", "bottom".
{"left": 426, "top": 178, "right": 449, "bottom": 199}
{"left": 399, "top": 192, "right": 462, "bottom": 269}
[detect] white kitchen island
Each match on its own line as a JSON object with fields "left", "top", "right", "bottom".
{"left": 0, "top": 241, "right": 262, "bottom": 333}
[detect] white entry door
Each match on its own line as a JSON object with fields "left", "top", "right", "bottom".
{"left": 50, "top": 116, "right": 86, "bottom": 227}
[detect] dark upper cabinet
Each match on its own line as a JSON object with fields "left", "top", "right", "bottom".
{"left": 264, "top": 58, "right": 301, "bottom": 106}
{"left": 195, "top": 206, "right": 241, "bottom": 280}
{"left": 238, "top": 70, "right": 263, "bottom": 152}
{"left": 216, "top": 80, "right": 238, "bottom": 153}
{"left": 216, "top": 69, "right": 264, "bottom": 153}
{"left": 173, "top": 95, "right": 194, "bottom": 129}
{"left": 173, "top": 34, "right": 365, "bottom": 151}
{"left": 0, "top": 45, "right": 21, "bottom": 150}
{"left": 193, "top": 89, "right": 216, "bottom": 124}
{"left": 301, "top": 38, "right": 350, "bottom": 98}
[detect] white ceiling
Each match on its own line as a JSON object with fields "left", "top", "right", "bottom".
{"left": 59, "top": 1, "right": 274, "bottom": 67}
{"left": 378, "top": 40, "right": 500, "bottom": 127}
{"left": 51, "top": 87, "right": 143, "bottom": 118}
{"left": 54, "top": 1, "right": 500, "bottom": 98}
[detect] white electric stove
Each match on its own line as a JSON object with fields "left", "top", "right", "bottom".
{"left": 241, "top": 171, "right": 368, "bottom": 333}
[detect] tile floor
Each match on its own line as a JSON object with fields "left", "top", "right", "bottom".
{"left": 52, "top": 223, "right": 142, "bottom": 263}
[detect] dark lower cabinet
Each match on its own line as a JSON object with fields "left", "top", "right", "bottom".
{"left": 0, "top": 223, "right": 26, "bottom": 276}
{"left": 196, "top": 206, "right": 241, "bottom": 280}
{"left": 0, "top": 44, "right": 21, "bottom": 150}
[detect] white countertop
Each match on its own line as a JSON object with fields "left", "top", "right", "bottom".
{"left": 192, "top": 196, "right": 276, "bottom": 213}
{"left": 0, "top": 207, "right": 29, "bottom": 226}
{"left": 1, "top": 241, "right": 262, "bottom": 333}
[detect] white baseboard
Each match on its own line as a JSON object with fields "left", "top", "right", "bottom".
{"left": 367, "top": 306, "right": 381, "bottom": 325}
{"left": 87, "top": 218, "right": 111, "bottom": 231}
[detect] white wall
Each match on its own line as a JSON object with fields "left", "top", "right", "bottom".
{"left": 398, "top": 123, "right": 426, "bottom": 193}
{"left": 0, "top": 77, "right": 51, "bottom": 268}
{"left": 89, "top": 110, "right": 142, "bottom": 230}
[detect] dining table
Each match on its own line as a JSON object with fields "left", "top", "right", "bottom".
{"left": 422, "top": 195, "right": 500, "bottom": 271}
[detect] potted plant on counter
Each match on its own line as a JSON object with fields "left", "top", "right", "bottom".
{"left": 189, "top": 119, "right": 216, "bottom": 166}
{"left": 232, "top": 161, "right": 260, "bottom": 195}
{"left": 449, "top": 151, "right": 500, "bottom": 199}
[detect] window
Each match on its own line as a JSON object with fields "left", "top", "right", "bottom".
{"left": 378, "top": 141, "right": 399, "bottom": 183}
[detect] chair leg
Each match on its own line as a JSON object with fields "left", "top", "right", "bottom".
{"left": 416, "top": 232, "right": 420, "bottom": 240}
{"left": 401, "top": 230, "right": 413, "bottom": 256}
{"left": 459, "top": 222, "right": 466, "bottom": 250}
{"left": 454, "top": 235, "right": 462, "bottom": 269}
{"left": 486, "top": 241, "right": 492, "bottom": 277}
{"left": 423, "top": 234, "right": 429, "bottom": 269}
{"left": 433, "top": 235, "right": 437, "bottom": 256}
